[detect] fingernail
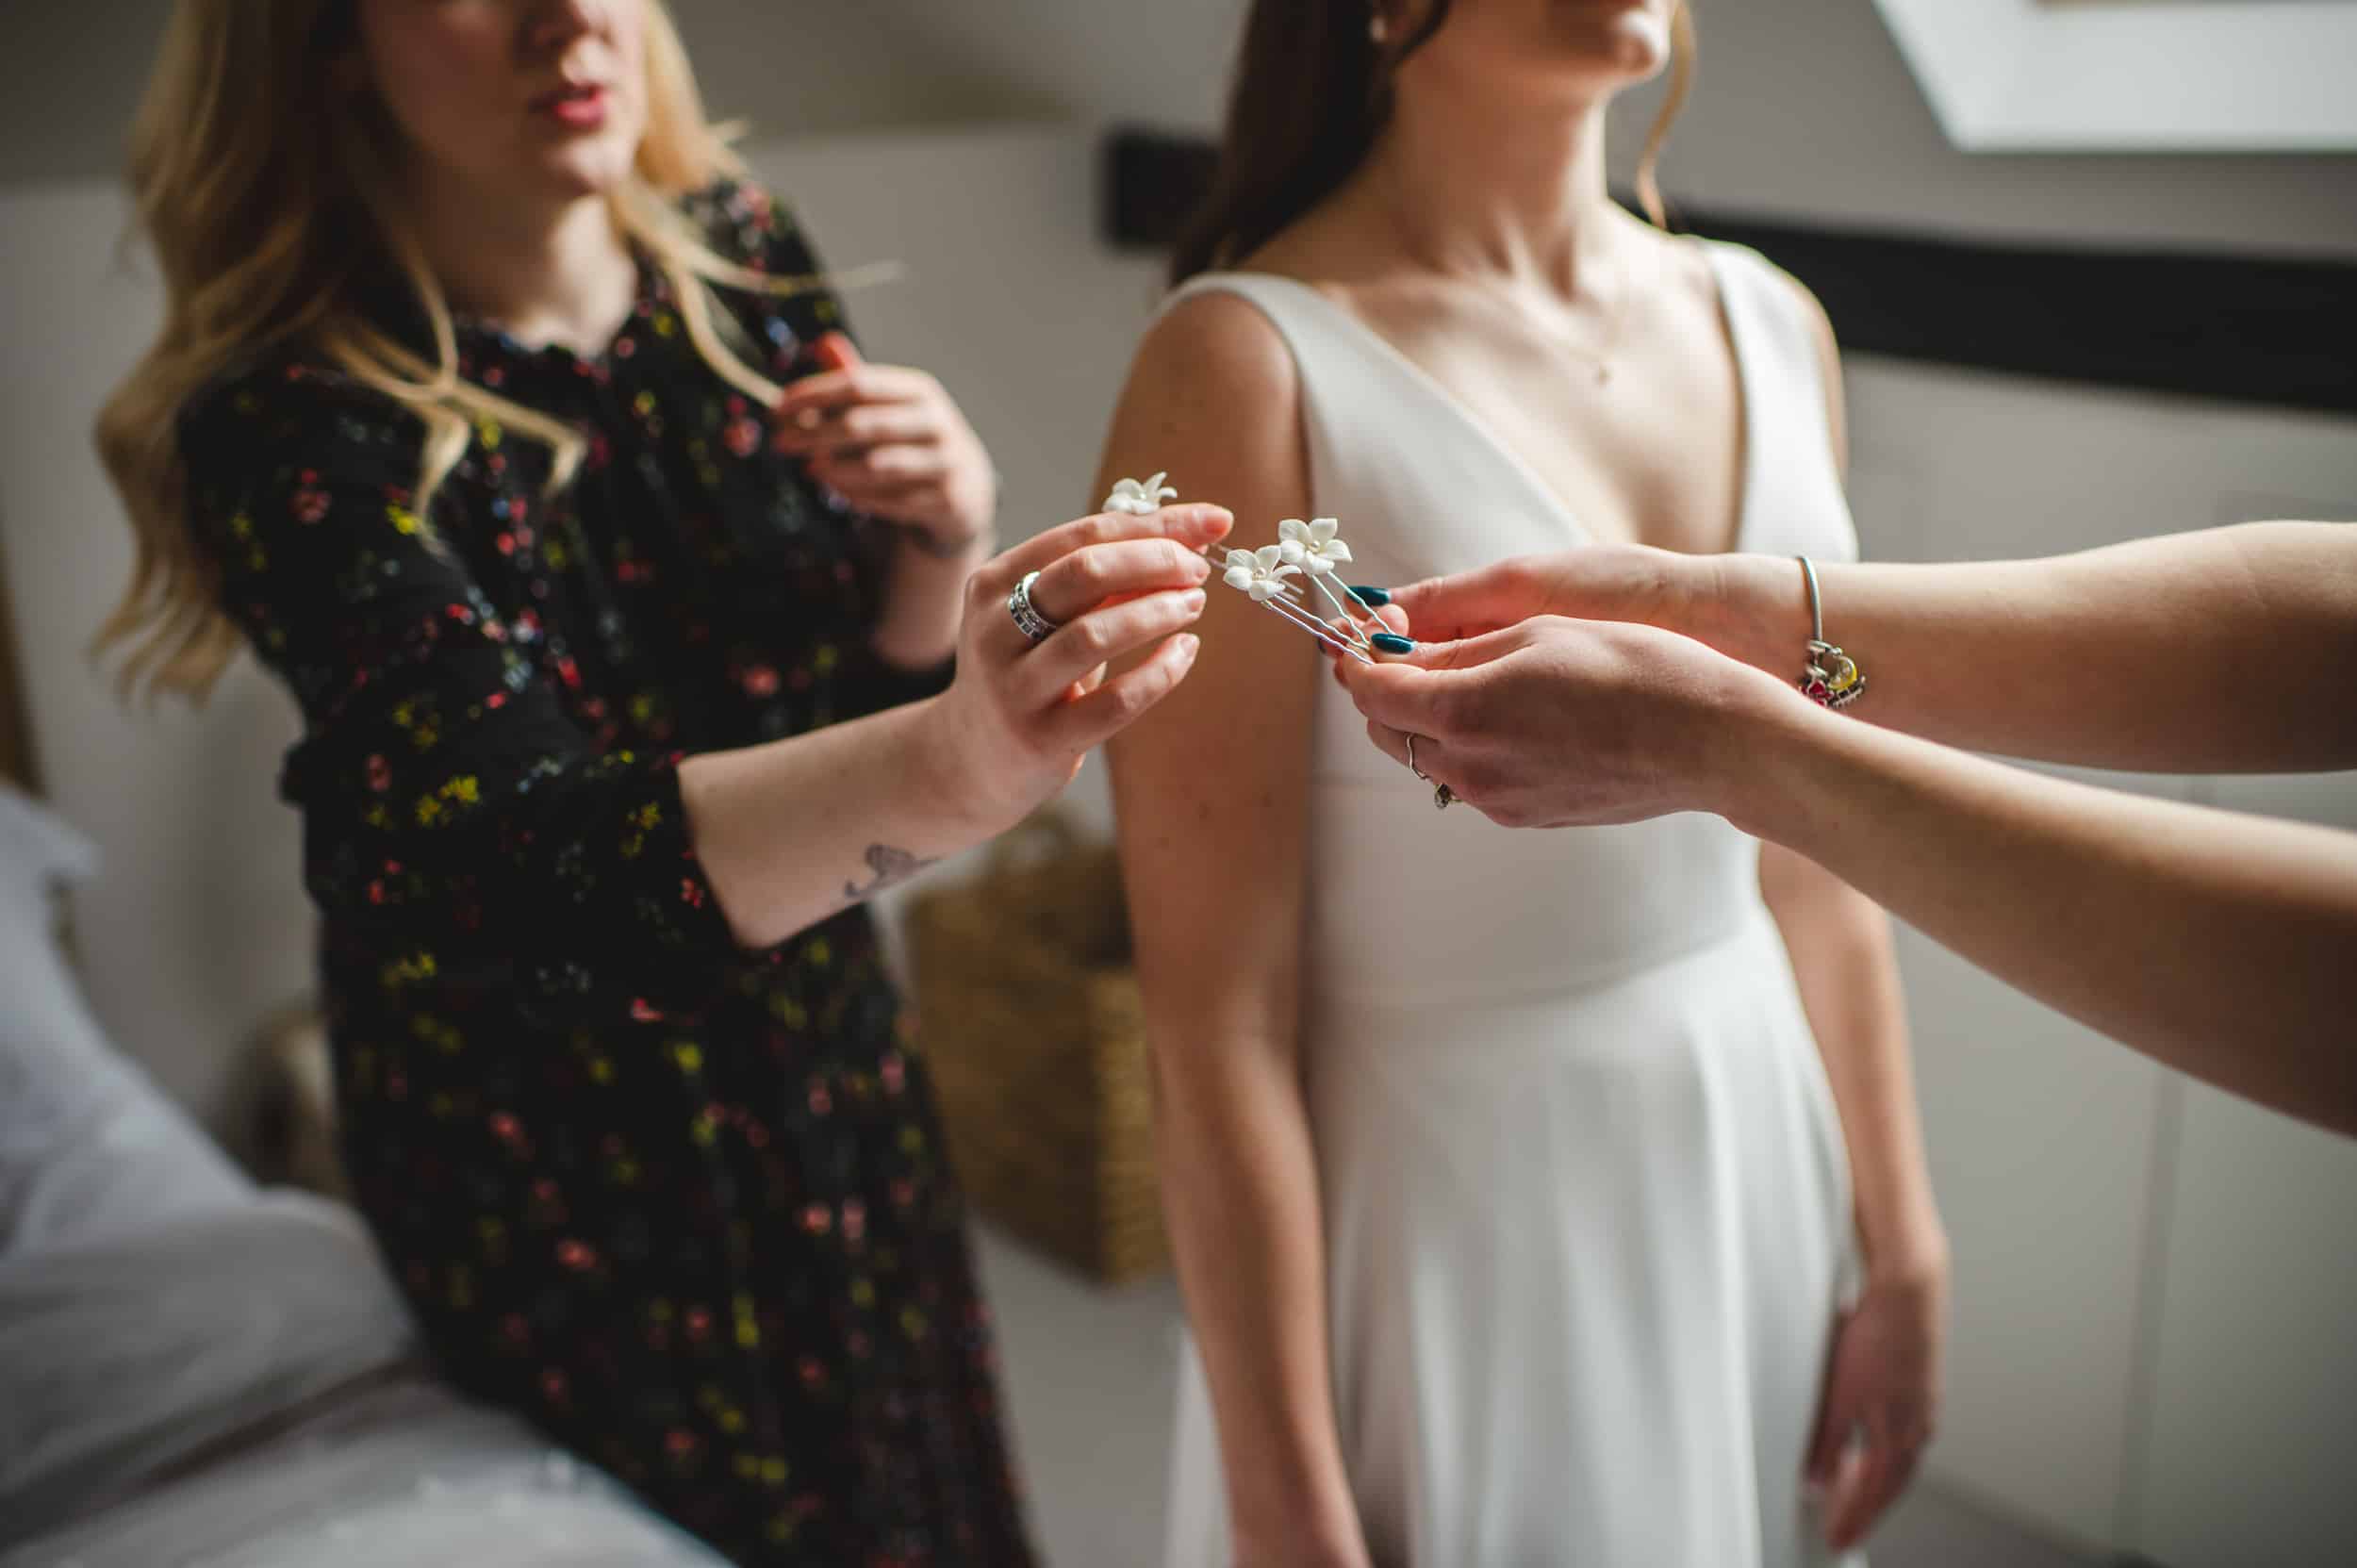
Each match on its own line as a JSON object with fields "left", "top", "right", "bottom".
{"left": 1180, "top": 589, "right": 1207, "bottom": 613}
{"left": 1371, "top": 632, "right": 1414, "bottom": 654}
{"left": 1349, "top": 585, "right": 1393, "bottom": 606}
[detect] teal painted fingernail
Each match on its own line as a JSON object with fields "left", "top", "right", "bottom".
{"left": 1371, "top": 632, "right": 1414, "bottom": 654}
{"left": 1348, "top": 585, "right": 1392, "bottom": 606}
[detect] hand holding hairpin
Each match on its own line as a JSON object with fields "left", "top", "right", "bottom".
{"left": 1101, "top": 475, "right": 1405, "bottom": 667}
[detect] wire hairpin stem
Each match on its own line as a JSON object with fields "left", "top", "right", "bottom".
{"left": 1103, "top": 475, "right": 1387, "bottom": 665}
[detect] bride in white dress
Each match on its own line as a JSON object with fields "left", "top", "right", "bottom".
{"left": 1098, "top": 4, "right": 1948, "bottom": 1565}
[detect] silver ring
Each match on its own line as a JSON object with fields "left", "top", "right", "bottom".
{"left": 1008, "top": 569, "right": 1059, "bottom": 644}
{"left": 1405, "top": 734, "right": 1453, "bottom": 808}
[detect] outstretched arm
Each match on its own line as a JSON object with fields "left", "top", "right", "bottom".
{"left": 1378, "top": 520, "right": 2357, "bottom": 774}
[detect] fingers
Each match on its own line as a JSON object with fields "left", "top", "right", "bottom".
{"left": 1361, "top": 717, "right": 1464, "bottom": 790}
{"left": 1827, "top": 1413, "right": 1924, "bottom": 1552}
{"left": 810, "top": 444, "right": 953, "bottom": 491}
{"left": 806, "top": 331, "right": 862, "bottom": 373}
{"left": 1382, "top": 556, "right": 1553, "bottom": 642}
{"left": 774, "top": 403, "right": 942, "bottom": 458}
{"left": 1032, "top": 630, "right": 1202, "bottom": 753}
{"left": 1333, "top": 624, "right": 1528, "bottom": 736}
{"left": 1023, "top": 537, "right": 1211, "bottom": 628}
{"left": 977, "top": 505, "right": 1234, "bottom": 599}
{"left": 772, "top": 365, "right": 931, "bottom": 421}
{"left": 1012, "top": 588, "right": 1208, "bottom": 709}
{"left": 1805, "top": 1327, "right": 1856, "bottom": 1490}
{"left": 1335, "top": 662, "right": 1459, "bottom": 745}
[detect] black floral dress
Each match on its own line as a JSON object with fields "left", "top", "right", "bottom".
{"left": 176, "top": 182, "right": 1036, "bottom": 1567}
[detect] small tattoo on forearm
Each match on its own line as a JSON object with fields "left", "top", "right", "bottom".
{"left": 844, "top": 843, "right": 937, "bottom": 902}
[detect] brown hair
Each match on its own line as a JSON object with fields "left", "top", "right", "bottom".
{"left": 95, "top": 0, "right": 816, "bottom": 701}
{"left": 1172, "top": 0, "right": 1697, "bottom": 286}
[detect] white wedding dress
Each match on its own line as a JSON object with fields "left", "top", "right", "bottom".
{"left": 1161, "top": 244, "right": 1865, "bottom": 1568}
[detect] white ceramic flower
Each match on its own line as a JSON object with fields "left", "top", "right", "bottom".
{"left": 1277, "top": 517, "right": 1353, "bottom": 575}
{"left": 1223, "top": 545, "right": 1302, "bottom": 602}
{"left": 1103, "top": 471, "right": 1178, "bottom": 516}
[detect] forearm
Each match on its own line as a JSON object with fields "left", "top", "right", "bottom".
{"left": 1703, "top": 521, "right": 2357, "bottom": 771}
{"left": 679, "top": 695, "right": 973, "bottom": 949}
{"left": 1722, "top": 687, "right": 2357, "bottom": 1136}
{"left": 1153, "top": 1041, "right": 1367, "bottom": 1561}
{"left": 870, "top": 528, "right": 991, "bottom": 670}
{"left": 1762, "top": 850, "right": 1944, "bottom": 1274}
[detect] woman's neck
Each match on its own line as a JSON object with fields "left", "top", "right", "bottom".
{"left": 1357, "top": 77, "right": 1628, "bottom": 298}
{"left": 410, "top": 176, "right": 637, "bottom": 355}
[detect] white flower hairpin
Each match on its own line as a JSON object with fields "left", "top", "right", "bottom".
{"left": 1101, "top": 475, "right": 1392, "bottom": 664}
{"left": 1279, "top": 516, "right": 1352, "bottom": 576}
{"left": 1223, "top": 545, "right": 1301, "bottom": 602}
{"left": 1103, "top": 472, "right": 1178, "bottom": 515}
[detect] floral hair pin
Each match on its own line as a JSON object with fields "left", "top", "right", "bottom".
{"left": 1102, "top": 476, "right": 1390, "bottom": 665}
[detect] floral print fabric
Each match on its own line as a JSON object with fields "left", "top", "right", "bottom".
{"left": 177, "top": 182, "right": 1034, "bottom": 1566}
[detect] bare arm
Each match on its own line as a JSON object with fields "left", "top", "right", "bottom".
{"left": 1102, "top": 295, "right": 1371, "bottom": 1566}
{"left": 1761, "top": 846, "right": 1944, "bottom": 1289}
{"left": 1706, "top": 520, "right": 2357, "bottom": 771}
{"left": 687, "top": 506, "right": 1227, "bottom": 949}
{"left": 1742, "top": 693, "right": 2357, "bottom": 1135}
{"left": 1338, "top": 627, "right": 2357, "bottom": 1136}
{"left": 1760, "top": 846, "right": 1947, "bottom": 1549}
{"left": 1385, "top": 521, "right": 2357, "bottom": 775}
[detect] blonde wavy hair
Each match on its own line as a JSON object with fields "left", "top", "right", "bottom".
{"left": 96, "top": 0, "right": 811, "bottom": 701}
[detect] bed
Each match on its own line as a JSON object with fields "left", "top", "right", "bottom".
{"left": 0, "top": 550, "right": 725, "bottom": 1566}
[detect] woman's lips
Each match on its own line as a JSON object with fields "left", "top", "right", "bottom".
{"left": 534, "top": 83, "right": 609, "bottom": 129}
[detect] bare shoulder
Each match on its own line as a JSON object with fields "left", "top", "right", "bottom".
{"left": 1097, "top": 285, "right": 1317, "bottom": 769}
{"left": 1100, "top": 285, "right": 1309, "bottom": 520}
{"left": 1122, "top": 288, "right": 1300, "bottom": 430}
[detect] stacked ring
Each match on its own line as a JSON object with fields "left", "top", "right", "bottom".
{"left": 1008, "top": 569, "right": 1059, "bottom": 644}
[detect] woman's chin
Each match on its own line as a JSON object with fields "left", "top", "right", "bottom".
{"left": 537, "top": 139, "right": 641, "bottom": 200}
{"left": 1607, "top": 12, "right": 1673, "bottom": 72}
{"left": 1533, "top": 8, "right": 1673, "bottom": 84}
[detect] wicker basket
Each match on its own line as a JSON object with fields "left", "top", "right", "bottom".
{"left": 904, "top": 809, "right": 1169, "bottom": 1284}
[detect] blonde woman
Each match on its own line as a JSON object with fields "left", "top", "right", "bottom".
{"left": 1102, "top": 2, "right": 1946, "bottom": 1564}
{"left": 98, "top": 1, "right": 1227, "bottom": 1560}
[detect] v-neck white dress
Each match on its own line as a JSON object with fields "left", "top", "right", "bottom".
{"left": 1160, "top": 245, "right": 1865, "bottom": 1568}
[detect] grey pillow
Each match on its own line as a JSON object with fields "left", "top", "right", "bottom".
{"left": 0, "top": 784, "right": 253, "bottom": 1257}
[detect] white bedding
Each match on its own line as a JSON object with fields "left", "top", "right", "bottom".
{"left": 0, "top": 786, "right": 723, "bottom": 1567}
{"left": 0, "top": 1196, "right": 725, "bottom": 1568}
{"left": 3, "top": 1378, "right": 727, "bottom": 1568}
